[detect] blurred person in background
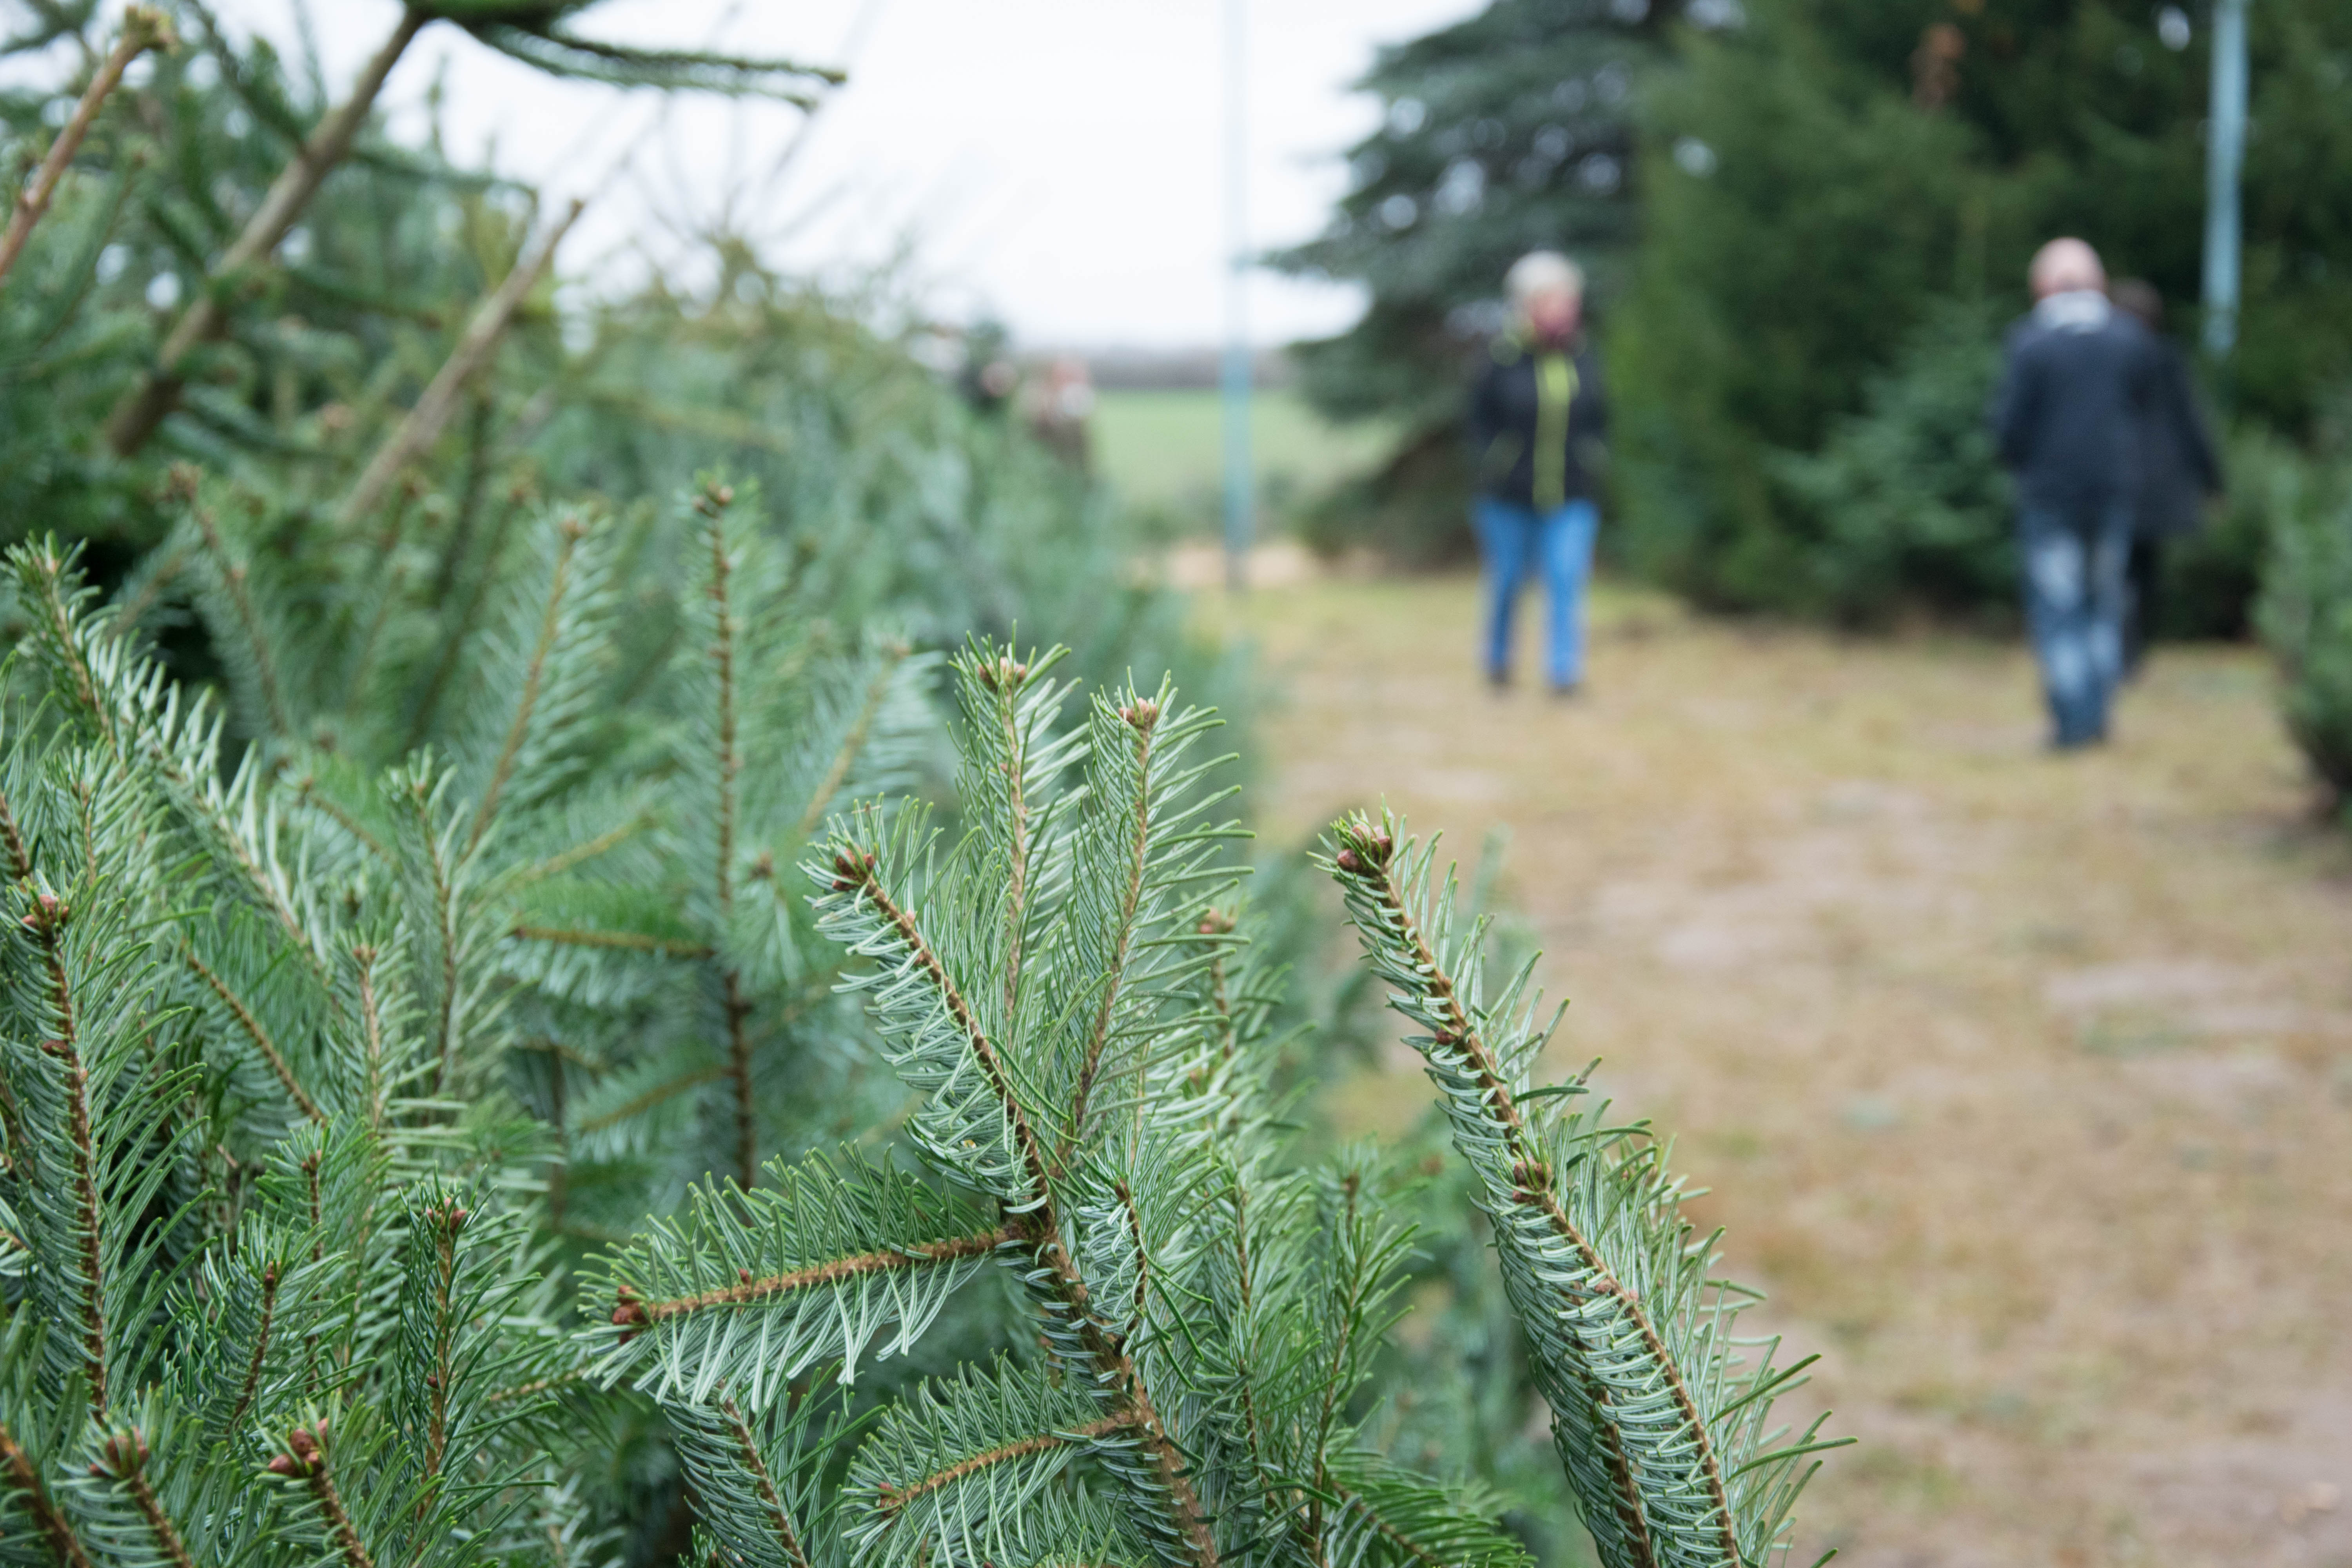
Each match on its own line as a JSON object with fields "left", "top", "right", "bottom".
{"left": 1991, "top": 237, "right": 2157, "bottom": 750}
{"left": 1467, "top": 250, "right": 1609, "bottom": 696}
{"left": 1025, "top": 356, "right": 1096, "bottom": 471}
{"left": 2109, "top": 278, "right": 2224, "bottom": 676}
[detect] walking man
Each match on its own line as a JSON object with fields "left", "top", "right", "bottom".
{"left": 1991, "top": 238, "right": 2158, "bottom": 749}
{"left": 1468, "top": 251, "right": 1608, "bottom": 696}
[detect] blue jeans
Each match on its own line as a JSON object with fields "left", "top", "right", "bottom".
{"left": 1474, "top": 495, "right": 1598, "bottom": 689}
{"left": 2020, "top": 501, "right": 2132, "bottom": 748}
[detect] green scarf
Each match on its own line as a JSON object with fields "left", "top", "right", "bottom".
{"left": 1534, "top": 348, "right": 1578, "bottom": 512}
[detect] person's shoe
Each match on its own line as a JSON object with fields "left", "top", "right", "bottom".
{"left": 1486, "top": 669, "right": 1512, "bottom": 693}
{"left": 1549, "top": 681, "right": 1584, "bottom": 701}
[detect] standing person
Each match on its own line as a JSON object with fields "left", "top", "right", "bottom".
{"left": 2109, "top": 278, "right": 2224, "bottom": 674}
{"left": 1990, "top": 238, "right": 2158, "bottom": 750}
{"left": 1467, "top": 251, "right": 1608, "bottom": 696}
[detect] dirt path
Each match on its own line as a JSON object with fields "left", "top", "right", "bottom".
{"left": 1213, "top": 573, "right": 2352, "bottom": 1568}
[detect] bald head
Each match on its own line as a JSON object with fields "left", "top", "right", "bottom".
{"left": 2030, "top": 238, "right": 2106, "bottom": 299}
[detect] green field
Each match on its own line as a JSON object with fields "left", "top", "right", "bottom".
{"left": 1088, "top": 388, "right": 1397, "bottom": 530}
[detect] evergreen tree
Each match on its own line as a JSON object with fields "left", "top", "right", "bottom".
{"left": 0, "top": 566, "right": 1843, "bottom": 1566}
{"left": 1270, "top": 0, "right": 1711, "bottom": 564}
{"left": 0, "top": 1, "right": 828, "bottom": 564}
{"left": 1613, "top": 0, "right": 2352, "bottom": 616}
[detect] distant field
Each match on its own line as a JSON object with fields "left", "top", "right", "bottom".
{"left": 1088, "top": 388, "right": 1398, "bottom": 527}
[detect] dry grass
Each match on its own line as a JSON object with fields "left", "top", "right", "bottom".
{"left": 1209, "top": 572, "right": 2352, "bottom": 1568}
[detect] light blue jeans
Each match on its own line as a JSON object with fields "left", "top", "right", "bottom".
{"left": 2020, "top": 500, "right": 2133, "bottom": 748}
{"left": 1474, "top": 495, "right": 1598, "bottom": 689}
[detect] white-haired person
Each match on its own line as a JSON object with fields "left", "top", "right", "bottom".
{"left": 1989, "top": 237, "right": 2160, "bottom": 749}
{"left": 1466, "top": 251, "right": 1609, "bottom": 696}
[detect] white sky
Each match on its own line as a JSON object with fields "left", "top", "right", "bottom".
{"left": 213, "top": 0, "right": 1481, "bottom": 348}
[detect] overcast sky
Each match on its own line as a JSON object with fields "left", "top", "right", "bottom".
{"left": 214, "top": 0, "right": 1480, "bottom": 348}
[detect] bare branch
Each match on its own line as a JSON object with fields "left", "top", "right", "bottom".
{"left": 0, "top": 8, "right": 174, "bottom": 290}
{"left": 338, "top": 198, "right": 586, "bottom": 526}
{"left": 105, "top": 7, "right": 430, "bottom": 456}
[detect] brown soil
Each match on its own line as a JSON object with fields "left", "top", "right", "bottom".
{"left": 1212, "top": 573, "right": 2352, "bottom": 1568}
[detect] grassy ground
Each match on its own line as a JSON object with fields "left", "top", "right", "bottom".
{"left": 1089, "top": 388, "right": 1397, "bottom": 529}
{"left": 1207, "top": 571, "right": 2352, "bottom": 1568}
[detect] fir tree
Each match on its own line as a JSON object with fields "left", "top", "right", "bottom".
{"left": 1615, "top": 0, "right": 2352, "bottom": 618}
{"left": 0, "top": 549, "right": 1841, "bottom": 1565}
{"left": 1270, "top": 0, "right": 1713, "bottom": 563}
{"left": 583, "top": 644, "right": 1841, "bottom": 1566}
{"left": 1278, "top": 0, "right": 1687, "bottom": 429}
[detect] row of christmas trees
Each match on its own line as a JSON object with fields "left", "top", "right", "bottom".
{"left": 0, "top": 9, "right": 1840, "bottom": 1564}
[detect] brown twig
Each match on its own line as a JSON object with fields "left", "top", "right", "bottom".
{"left": 337, "top": 198, "right": 586, "bottom": 526}
{"left": 466, "top": 513, "right": 586, "bottom": 852}
{"left": 1063, "top": 699, "right": 1159, "bottom": 1150}
{"left": 0, "top": 1423, "right": 94, "bottom": 1568}
{"left": 510, "top": 924, "right": 713, "bottom": 960}
{"left": 186, "top": 491, "right": 291, "bottom": 738}
{"left": 105, "top": 7, "right": 430, "bottom": 456}
{"left": 27, "top": 895, "right": 110, "bottom": 1415}
{"left": 91, "top": 1429, "right": 196, "bottom": 1568}
{"left": 352, "top": 945, "right": 385, "bottom": 1131}
{"left": 872, "top": 1415, "right": 1132, "bottom": 1514}
{"left": 270, "top": 1424, "right": 372, "bottom": 1568}
{"left": 184, "top": 947, "right": 322, "bottom": 1121}
{"left": 0, "top": 9, "right": 174, "bottom": 291}
{"left": 221, "top": 1261, "right": 280, "bottom": 1436}
{"left": 612, "top": 1228, "right": 1010, "bottom": 1330}
{"left": 717, "top": 1396, "right": 812, "bottom": 1568}
{"left": 726, "top": 973, "right": 757, "bottom": 1190}
{"left": 0, "top": 789, "right": 32, "bottom": 882}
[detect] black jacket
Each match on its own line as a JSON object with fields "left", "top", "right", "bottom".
{"left": 1990, "top": 297, "right": 2160, "bottom": 515}
{"left": 1468, "top": 334, "right": 1607, "bottom": 510}
{"left": 2133, "top": 337, "right": 2224, "bottom": 537}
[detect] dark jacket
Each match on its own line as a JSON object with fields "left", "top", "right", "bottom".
{"left": 1990, "top": 295, "right": 2160, "bottom": 516}
{"left": 2133, "top": 336, "right": 2223, "bottom": 537}
{"left": 1468, "top": 333, "right": 1607, "bottom": 511}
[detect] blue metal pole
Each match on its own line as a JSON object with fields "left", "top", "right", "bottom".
{"left": 1221, "top": 0, "right": 1252, "bottom": 592}
{"left": 2201, "top": 0, "right": 2248, "bottom": 361}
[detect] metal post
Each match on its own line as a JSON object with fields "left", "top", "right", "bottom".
{"left": 2201, "top": 0, "right": 2249, "bottom": 361}
{"left": 1220, "top": 0, "right": 1253, "bottom": 592}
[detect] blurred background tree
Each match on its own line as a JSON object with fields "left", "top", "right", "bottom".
{"left": 1281, "top": 0, "right": 2352, "bottom": 634}
{"left": 1619, "top": 0, "right": 2352, "bottom": 627}
{"left": 1272, "top": 0, "right": 1704, "bottom": 565}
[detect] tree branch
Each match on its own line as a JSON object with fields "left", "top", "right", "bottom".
{"left": 29, "top": 895, "right": 109, "bottom": 1415}
{"left": 222, "top": 1260, "right": 280, "bottom": 1436}
{"left": 337, "top": 198, "right": 584, "bottom": 526}
{"left": 466, "top": 512, "right": 586, "bottom": 853}
{"left": 91, "top": 1429, "right": 196, "bottom": 1568}
{"left": 186, "top": 491, "right": 290, "bottom": 737}
{"left": 871, "top": 1415, "right": 1132, "bottom": 1515}
{"left": 1064, "top": 701, "right": 1158, "bottom": 1149}
{"left": 792, "top": 644, "right": 907, "bottom": 840}
{"left": 717, "top": 1396, "right": 812, "bottom": 1568}
{"left": 184, "top": 947, "right": 322, "bottom": 1121}
{"left": 509, "top": 924, "right": 713, "bottom": 960}
{"left": 833, "top": 851, "right": 1219, "bottom": 1565}
{"left": 0, "top": 1422, "right": 94, "bottom": 1568}
{"left": 270, "top": 1424, "right": 372, "bottom": 1568}
{"left": 0, "top": 8, "right": 174, "bottom": 291}
{"left": 613, "top": 1227, "right": 1011, "bottom": 1330}
{"left": 1332, "top": 827, "right": 1723, "bottom": 1567}
{"left": 105, "top": 7, "right": 430, "bottom": 456}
